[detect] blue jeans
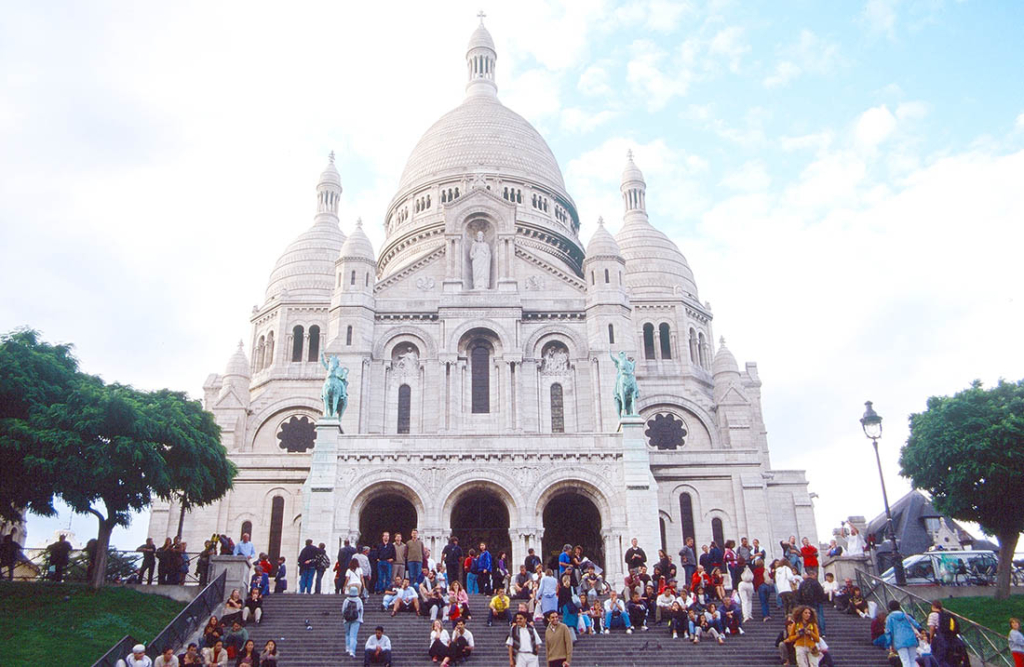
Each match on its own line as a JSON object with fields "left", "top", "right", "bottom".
{"left": 817, "top": 602, "right": 826, "bottom": 633}
{"left": 604, "top": 610, "right": 632, "bottom": 630}
{"left": 346, "top": 620, "right": 361, "bottom": 655}
{"left": 299, "top": 568, "right": 315, "bottom": 594}
{"left": 407, "top": 561, "right": 422, "bottom": 586}
{"left": 364, "top": 647, "right": 392, "bottom": 665}
{"left": 467, "top": 572, "right": 478, "bottom": 594}
{"left": 376, "top": 561, "right": 392, "bottom": 593}
{"left": 315, "top": 569, "right": 325, "bottom": 594}
{"left": 758, "top": 583, "right": 772, "bottom": 618}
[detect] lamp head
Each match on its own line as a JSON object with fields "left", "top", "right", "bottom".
{"left": 860, "top": 401, "right": 883, "bottom": 440}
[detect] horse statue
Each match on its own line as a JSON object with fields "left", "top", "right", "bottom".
{"left": 610, "top": 351, "right": 640, "bottom": 418}
{"left": 320, "top": 351, "right": 349, "bottom": 420}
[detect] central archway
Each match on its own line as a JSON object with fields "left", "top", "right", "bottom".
{"left": 449, "top": 489, "right": 511, "bottom": 567}
{"left": 542, "top": 492, "right": 604, "bottom": 571}
{"left": 359, "top": 493, "right": 417, "bottom": 548}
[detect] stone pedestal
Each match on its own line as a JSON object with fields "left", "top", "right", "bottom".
{"left": 822, "top": 554, "right": 874, "bottom": 584}
{"left": 209, "top": 555, "right": 251, "bottom": 595}
{"left": 302, "top": 419, "right": 341, "bottom": 547}
{"left": 618, "top": 416, "right": 661, "bottom": 581}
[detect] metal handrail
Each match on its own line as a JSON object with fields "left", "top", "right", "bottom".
{"left": 855, "top": 568, "right": 1014, "bottom": 666}
{"left": 90, "top": 570, "right": 227, "bottom": 667}
{"left": 91, "top": 634, "right": 140, "bottom": 667}
{"left": 18, "top": 547, "right": 207, "bottom": 585}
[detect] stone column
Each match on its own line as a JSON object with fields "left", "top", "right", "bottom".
{"left": 301, "top": 419, "right": 341, "bottom": 548}
{"left": 618, "top": 416, "right": 660, "bottom": 575}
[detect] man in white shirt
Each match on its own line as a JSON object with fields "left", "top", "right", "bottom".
{"left": 116, "top": 644, "right": 153, "bottom": 667}
{"left": 603, "top": 590, "right": 633, "bottom": 634}
{"left": 449, "top": 618, "right": 475, "bottom": 662}
{"left": 355, "top": 547, "right": 372, "bottom": 600}
{"left": 364, "top": 626, "right": 392, "bottom": 665}
{"left": 506, "top": 611, "right": 542, "bottom": 667}
{"left": 390, "top": 577, "right": 421, "bottom": 616}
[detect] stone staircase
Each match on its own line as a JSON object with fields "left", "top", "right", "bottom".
{"left": 243, "top": 593, "right": 893, "bottom": 666}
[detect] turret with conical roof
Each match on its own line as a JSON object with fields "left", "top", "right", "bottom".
{"left": 466, "top": 13, "right": 497, "bottom": 97}
{"left": 328, "top": 218, "right": 377, "bottom": 356}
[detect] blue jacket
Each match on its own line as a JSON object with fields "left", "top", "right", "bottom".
{"left": 477, "top": 550, "right": 492, "bottom": 573}
{"left": 886, "top": 610, "right": 922, "bottom": 650}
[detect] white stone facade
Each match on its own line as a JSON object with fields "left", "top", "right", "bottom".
{"left": 148, "top": 21, "right": 817, "bottom": 583}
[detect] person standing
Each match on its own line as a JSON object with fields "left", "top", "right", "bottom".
{"left": 679, "top": 537, "right": 697, "bottom": 587}
{"left": 338, "top": 539, "right": 357, "bottom": 579}
{"left": 297, "top": 539, "right": 318, "bottom": 594}
{"left": 798, "top": 572, "right": 828, "bottom": 635}
{"left": 442, "top": 537, "right": 463, "bottom": 588}
{"left": 356, "top": 547, "right": 372, "bottom": 600}
{"left": 233, "top": 533, "right": 257, "bottom": 561}
{"left": 886, "top": 599, "right": 923, "bottom": 667}
{"left": 47, "top": 534, "right": 73, "bottom": 582}
{"left": 392, "top": 533, "right": 407, "bottom": 584}
{"left": 544, "top": 611, "right": 573, "bottom": 667}
{"left": 314, "top": 542, "right": 330, "bottom": 594}
{"left": 136, "top": 538, "right": 157, "bottom": 585}
{"left": 376, "top": 532, "right": 395, "bottom": 594}
{"left": 624, "top": 538, "right": 646, "bottom": 575}
{"left": 536, "top": 568, "right": 558, "bottom": 619}
{"left": 1009, "top": 617, "right": 1024, "bottom": 667}
{"left": 786, "top": 606, "right": 822, "bottom": 667}
{"left": 507, "top": 611, "right": 542, "bottom": 667}
{"left": 800, "top": 537, "right": 819, "bottom": 576}
{"left": 477, "top": 542, "right": 493, "bottom": 595}
{"left": 1, "top": 533, "right": 23, "bottom": 581}
{"left": 406, "top": 529, "right": 424, "bottom": 586}
{"left": 273, "top": 556, "right": 287, "bottom": 593}
{"left": 341, "top": 585, "right": 364, "bottom": 658}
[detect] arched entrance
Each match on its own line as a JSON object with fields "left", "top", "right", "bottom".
{"left": 358, "top": 493, "right": 417, "bottom": 548}
{"left": 542, "top": 492, "right": 604, "bottom": 571}
{"left": 450, "top": 489, "right": 511, "bottom": 565}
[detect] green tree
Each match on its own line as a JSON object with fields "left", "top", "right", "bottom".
{"left": 901, "top": 379, "right": 1024, "bottom": 599}
{"left": 0, "top": 329, "right": 236, "bottom": 588}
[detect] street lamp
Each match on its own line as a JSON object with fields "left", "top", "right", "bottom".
{"left": 860, "top": 401, "right": 906, "bottom": 586}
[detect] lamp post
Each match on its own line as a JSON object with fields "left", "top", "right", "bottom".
{"left": 860, "top": 401, "right": 906, "bottom": 586}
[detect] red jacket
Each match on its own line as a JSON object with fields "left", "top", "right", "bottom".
{"left": 800, "top": 545, "right": 819, "bottom": 568}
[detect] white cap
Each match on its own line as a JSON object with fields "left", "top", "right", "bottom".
{"left": 132, "top": 644, "right": 146, "bottom": 653}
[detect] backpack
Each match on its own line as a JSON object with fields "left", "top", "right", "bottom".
{"left": 219, "top": 535, "right": 235, "bottom": 554}
{"left": 343, "top": 599, "right": 359, "bottom": 622}
{"left": 939, "top": 610, "right": 960, "bottom": 637}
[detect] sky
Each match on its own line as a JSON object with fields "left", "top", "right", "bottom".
{"left": 2, "top": 0, "right": 1022, "bottom": 550}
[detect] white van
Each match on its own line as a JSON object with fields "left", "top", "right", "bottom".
{"left": 880, "top": 550, "right": 998, "bottom": 586}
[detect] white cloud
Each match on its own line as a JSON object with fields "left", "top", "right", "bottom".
{"left": 763, "top": 30, "right": 841, "bottom": 88}
{"left": 854, "top": 104, "right": 898, "bottom": 149}
{"left": 895, "top": 101, "right": 929, "bottom": 121}
{"left": 708, "top": 26, "right": 751, "bottom": 73}
{"left": 1015, "top": 112, "right": 1024, "bottom": 131}
{"left": 864, "top": 0, "right": 899, "bottom": 37}
{"left": 779, "top": 131, "right": 835, "bottom": 153}
{"left": 720, "top": 160, "right": 771, "bottom": 192}
{"left": 560, "top": 107, "right": 618, "bottom": 134}
{"left": 626, "top": 39, "right": 693, "bottom": 112}
{"left": 577, "top": 64, "right": 613, "bottom": 97}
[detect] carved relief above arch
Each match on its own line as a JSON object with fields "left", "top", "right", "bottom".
{"left": 371, "top": 325, "right": 438, "bottom": 359}
{"left": 523, "top": 324, "right": 587, "bottom": 360}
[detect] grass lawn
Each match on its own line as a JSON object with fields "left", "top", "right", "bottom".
{"left": 0, "top": 581, "right": 185, "bottom": 667}
{"left": 943, "top": 593, "right": 1024, "bottom": 634}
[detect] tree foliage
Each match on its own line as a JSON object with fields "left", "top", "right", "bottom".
{"left": 901, "top": 378, "right": 1024, "bottom": 599}
{"left": 0, "top": 329, "right": 236, "bottom": 587}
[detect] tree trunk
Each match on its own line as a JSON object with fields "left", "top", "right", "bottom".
{"left": 995, "top": 531, "right": 1019, "bottom": 600}
{"left": 88, "top": 510, "right": 115, "bottom": 590}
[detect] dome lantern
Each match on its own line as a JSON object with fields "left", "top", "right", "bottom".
{"left": 620, "top": 149, "right": 647, "bottom": 220}
{"left": 316, "top": 151, "right": 342, "bottom": 218}
{"left": 466, "top": 13, "right": 497, "bottom": 97}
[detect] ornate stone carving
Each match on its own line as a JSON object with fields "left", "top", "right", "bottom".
{"left": 611, "top": 351, "right": 640, "bottom": 417}
{"left": 320, "top": 352, "right": 349, "bottom": 419}
{"left": 470, "top": 231, "right": 491, "bottom": 290}
{"left": 415, "top": 276, "right": 436, "bottom": 291}
{"left": 392, "top": 343, "right": 420, "bottom": 377}
{"left": 540, "top": 343, "right": 569, "bottom": 375}
{"left": 524, "top": 275, "right": 544, "bottom": 291}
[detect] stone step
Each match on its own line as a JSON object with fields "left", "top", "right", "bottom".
{"left": 237, "top": 593, "right": 892, "bottom": 666}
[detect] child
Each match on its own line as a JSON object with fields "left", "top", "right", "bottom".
{"left": 273, "top": 557, "right": 287, "bottom": 593}
{"left": 1010, "top": 617, "right": 1024, "bottom": 667}
{"left": 822, "top": 572, "right": 838, "bottom": 603}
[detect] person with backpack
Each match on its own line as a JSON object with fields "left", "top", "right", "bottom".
{"left": 314, "top": 542, "right": 330, "bottom": 594}
{"left": 297, "top": 539, "right": 319, "bottom": 594}
{"left": 797, "top": 572, "right": 828, "bottom": 634}
{"left": 885, "top": 600, "right": 924, "bottom": 667}
{"left": 342, "top": 585, "right": 364, "bottom": 658}
{"left": 928, "top": 600, "right": 965, "bottom": 667}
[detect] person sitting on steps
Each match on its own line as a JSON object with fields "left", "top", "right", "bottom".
{"left": 364, "top": 626, "right": 392, "bottom": 666}
{"left": 602, "top": 590, "right": 633, "bottom": 634}
{"left": 390, "top": 577, "right": 420, "bottom": 616}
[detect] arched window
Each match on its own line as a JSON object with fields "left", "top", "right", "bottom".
{"left": 689, "top": 328, "right": 698, "bottom": 363}
{"left": 659, "top": 323, "right": 672, "bottom": 359}
{"left": 346, "top": 325, "right": 353, "bottom": 346}
{"left": 292, "top": 325, "right": 304, "bottom": 362}
{"left": 307, "top": 325, "right": 320, "bottom": 362}
{"left": 397, "top": 384, "right": 411, "bottom": 434}
{"left": 608, "top": 324, "right": 615, "bottom": 344}
{"left": 679, "top": 493, "right": 695, "bottom": 544}
{"left": 471, "top": 344, "right": 490, "bottom": 413}
{"left": 660, "top": 517, "right": 667, "bottom": 553}
{"left": 350, "top": 270, "right": 356, "bottom": 286}
{"left": 257, "top": 335, "right": 265, "bottom": 371}
{"left": 265, "top": 331, "right": 274, "bottom": 368}
{"left": 698, "top": 332, "right": 708, "bottom": 369}
{"left": 604, "top": 268, "right": 610, "bottom": 283}
{"left": 241, "top": 520, "right": 252, "bottom": 541}
{"left": 550, "top": 383, "right": 564, "bottom": 433}
{"left": 642, "top": 323, "right": 656, "bottom": 360}
{"left": 711, "top": 517, "right": 724, "bottom": 546}
{"left": 590, "top": 271, "right": 595, "bottom": 285}
{"left": 365, "top": 272, "right": 369, "bottom": 287}
{"left": 268, "top": 496, "right": 284, "bottom": 563}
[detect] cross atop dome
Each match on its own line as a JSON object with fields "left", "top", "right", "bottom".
{"left": 328, "top": 150, "right": 335, "bottom": 163}
{"left": 477, "top": 10, "right": 486, "bottom": 22}
{"left": 626, "top": 149, "right": 634, "bottom": 160}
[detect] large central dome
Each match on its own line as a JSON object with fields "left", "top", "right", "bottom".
{"left": 397, "top": 94, "right": 567, "bottom": 195}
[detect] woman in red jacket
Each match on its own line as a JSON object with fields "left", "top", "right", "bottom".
{"left": 800, "top": 537, "right": 819, "bottom": 576}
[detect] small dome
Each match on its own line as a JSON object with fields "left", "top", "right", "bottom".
{"left": 585, "top": 217, "right": 622, "bottom": 259}
{"left": 319, "top": 151, "right": 341, "bottom": 189}
{"left": 339, "top": 218, "right": 375, "bottom": 261}
{"left": 616, "top": 218, "right": 698, "bottom": 298}
{"left": 265, "top": 219, "right": 346, "bottom": 301}
{"left": 713, "top": 338, "right": 740, "bottom": 376}
{"left": 467, "top": 22, "right": 496, "bottom": 53}
{"left": 224, "top": 341, "right": 250, "bottom": 379}
{"left": 621, "top": 150, "right": 645, "bottom": 186}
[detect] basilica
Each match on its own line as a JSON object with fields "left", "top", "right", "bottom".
{"left": 147, "top": 21, "right": 817, "bottom": 582}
